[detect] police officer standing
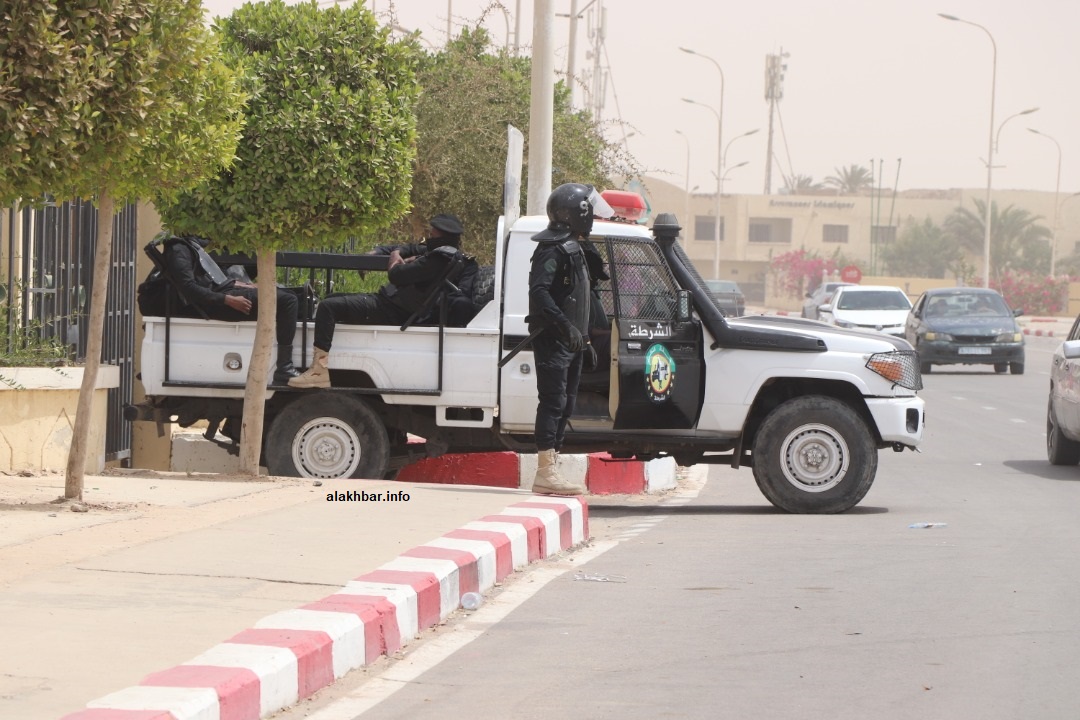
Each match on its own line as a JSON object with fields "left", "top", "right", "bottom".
{"left": 527, "top": 183, "right": 613, "bottom": 495}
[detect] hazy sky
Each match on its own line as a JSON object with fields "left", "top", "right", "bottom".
{"left": 201, "top": 0, "right": 1080, "bottom": 197}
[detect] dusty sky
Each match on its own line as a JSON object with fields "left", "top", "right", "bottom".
{"left": 201, "top": 0, "right": 1080, "bottom": 197}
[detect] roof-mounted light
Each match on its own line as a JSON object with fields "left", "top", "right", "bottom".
{"left": 600, "top": 189, "right": 649, "bottom": 224}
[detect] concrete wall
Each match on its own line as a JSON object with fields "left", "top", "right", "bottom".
{"left": 0, "top": 365, "right": 119, "bottom": 473}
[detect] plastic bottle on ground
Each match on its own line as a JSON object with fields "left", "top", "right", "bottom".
{"left": 461, "top": 592, "right": 483, "bottom": 610}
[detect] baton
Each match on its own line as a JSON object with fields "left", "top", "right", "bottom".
{"left": 498, "top": 326, "right": 545, "bottom": 368}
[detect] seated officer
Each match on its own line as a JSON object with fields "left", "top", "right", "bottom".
{"left": 289, "top": 214, "right": 469, "bottom": 390}
{"left": 162, "top": 234, "right": 300, "bottom": 384}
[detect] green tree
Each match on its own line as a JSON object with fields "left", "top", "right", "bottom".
{"left": 879, "top": 218, "right": 962, "bottom": 278}
{"left": 0, "top": 0, "right": 245, "bottom": 499}
{"left": 944, "top": 199, "right": 1052, "bottom": 282}
{"left": 824, "top": 164, "right": 873, "bottom": 195}
{"left": 363, "top": 27, "right": 624, "bottom": 266}
{"left": 157, "top": 0, "right": 421, "bottom": 475}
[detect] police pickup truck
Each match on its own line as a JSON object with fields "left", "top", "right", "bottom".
{"left": 130, "top": 184, "right": 924, "bottom": 513}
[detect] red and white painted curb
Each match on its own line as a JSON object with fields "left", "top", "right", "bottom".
{"left": 396, "top": 451, "right": 677, "bottom": 495}
{"left": 61, "top": 497, "right": 588, "bottom": 720}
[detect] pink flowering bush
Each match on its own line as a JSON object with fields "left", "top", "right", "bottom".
{"left": 770, "top": 249, "right": 841, "bottom": 298}
{"left": 992, "top": 271, "right": 1071, "bottom": 316}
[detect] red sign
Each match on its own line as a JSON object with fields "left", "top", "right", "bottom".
{"left": 840, "top": 265, "right": 862, "bottom": 283}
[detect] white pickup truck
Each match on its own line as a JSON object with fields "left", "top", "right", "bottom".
{"left": 130, "top": 196, "right": 925, "bottom": 513}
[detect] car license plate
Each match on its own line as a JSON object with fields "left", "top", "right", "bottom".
{"left": 959, "top": 346, "right": 992, "bottom": 355}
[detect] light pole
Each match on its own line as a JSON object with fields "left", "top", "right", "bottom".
{"left": 720, "top": 161, "right": 748, "bottom": 195}
{"left": 939, "top": 13, "right": 996, "bottom": 288}
{"left": 1029, "top": 128, "right": 1062, "bottom": 276}
{"left": 680, "top": 47, "right": 724, "bottom": 280}
{"left": 675, "top": 130, "right": 692, "bottom": 233}
{"left": 995, "top": 107, "right": 1038, "bottom": 151}
{"left": 723, "top": 129, "right": 759, "bottom": 177}
{"left": 683, "top": 97, "right": 722, "bottom": 279}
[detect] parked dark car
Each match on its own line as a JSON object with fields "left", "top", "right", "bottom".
{"left": 802, "top": 281, "right": 854, "bottom": 320}
{"left": 1047, "top": 313, "right": 1080, "bottom": 464}
{"left": 706, "top": 279, "right": 746, "bottom": 317}
{"left": 905, "top": 287, "right": 1024, "bottom": 374}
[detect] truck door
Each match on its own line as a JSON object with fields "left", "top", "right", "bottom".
{"left": 603, "top": 237, "right": 703, "bottom": 429}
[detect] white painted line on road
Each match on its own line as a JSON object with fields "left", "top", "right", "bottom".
{"left": 299, "top": 539, "right": 621, "bottom": 720}
{"left": 1010, "top": 418, "right": 1027, "bottom": 424}
{"left": 982, "top": 406, "right": 997, "bottom": 411}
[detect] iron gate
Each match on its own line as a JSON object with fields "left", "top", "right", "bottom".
{"left": 1, "top": 199, "right": 137, "bottom": 462}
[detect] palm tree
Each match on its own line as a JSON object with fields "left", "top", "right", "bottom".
{"left": 880, "top": 218, "right": 962, "bottom": 278}
{"left": 824, "top": 164, "right": 874, "bottom": 195}
{"left": 944, "top": 199, "right": 1052, "bottom": 281}
{"left": 783, "top": 174, "right": 825, "bottom": 195}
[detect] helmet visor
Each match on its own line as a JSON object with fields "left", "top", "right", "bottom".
{"left": 588, "top": 187, "right": 615, "bottom": 219}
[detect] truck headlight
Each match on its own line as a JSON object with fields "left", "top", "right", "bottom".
{"left": 866, "top": 351, "right": 923, "bottom": 391}
{"left": 835, "top": 319, "right": 855, "bottom": 328}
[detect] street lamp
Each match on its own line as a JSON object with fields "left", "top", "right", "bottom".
{"left": 720, "top": 161, "right": 748, "bottom": 195}
{"left": 939, "top": 12, "right": 996, "bottom": 288}
{"left": 723, "top": 129, "right": 759, "bottom": 176}
{"left": 995, "top": 107, "right": 1038, "bottom": 151}
{"left": 683, "top": 97, "right": 722, "bottom": 279}
{"left": 680, "top": 47, "right": 724, "bottom": 280}
{"left": 675, "top": 130, "right": 692, "bottom": 234}
{"left": 1029, "top": 127, "right": 1062, "bottom": 275}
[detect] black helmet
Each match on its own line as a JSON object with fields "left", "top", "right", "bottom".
{"left": 532, "top": 183, "right": 615, "bottom": 242}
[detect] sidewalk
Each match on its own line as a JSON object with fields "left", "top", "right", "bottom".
{"left": 0, "top": 470, "right": 588, "bottom": 720}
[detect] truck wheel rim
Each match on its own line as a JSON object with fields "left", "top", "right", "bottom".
{"left": 780, "top": 423, "right": 848, "bottom": 493}
{"left": 291, "top": 417, "right": 362, "bottom": 479}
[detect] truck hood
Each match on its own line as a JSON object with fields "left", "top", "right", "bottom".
{"left": 726, "top": 314, "right": 914, "bottom": 353}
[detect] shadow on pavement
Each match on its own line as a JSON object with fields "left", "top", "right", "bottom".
{"left": 587, "top": 503, "right": 890, "bottom": 517}
{"left": 1004, "top": 459, "right": 1080, "bottom": 481}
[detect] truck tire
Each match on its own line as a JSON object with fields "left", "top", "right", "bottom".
{"left": 265, "top": 394, "right": 389, "bottom": 480}
{"left": 1046, "top": 396, "right": 1080, "bottom": 465}
{"left": 751, "top": 395, "right": 877, "bottom": 514}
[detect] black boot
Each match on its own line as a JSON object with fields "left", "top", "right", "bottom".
{"left": 273, "top": 345, "right": 301, "bottom": 385}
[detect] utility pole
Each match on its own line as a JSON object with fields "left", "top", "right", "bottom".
{"left": 527, "top": 0, "right": 555, "bottom": 214}
{"left": 586, "top": 2, "right": 606, "bottom": 120}
{"left": 763, "top": 50, "right": 787, "bottom": 195}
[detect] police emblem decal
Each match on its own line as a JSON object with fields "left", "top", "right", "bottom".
{"left": 644, "top": 344, "right": 676, "bottom": 403}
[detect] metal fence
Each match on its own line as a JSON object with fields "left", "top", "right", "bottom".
{"left": 1, "top": 200, "right": 137, "bottom": 462}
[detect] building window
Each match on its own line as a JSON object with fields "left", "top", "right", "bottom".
{"left": 871, "top": 225, "right": 897, "bottom": 244}
{"left": 823, "top": 224, "right": 849, "bottom": 243}
{"left": 748, "top": 218, "right": 792, "bottom": 243}
{"left": 694, "top": 216, "right": 724, "bottom": 241}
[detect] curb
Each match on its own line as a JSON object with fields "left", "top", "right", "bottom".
{"left": 396, "top": 452, "right": 678, "bottom": 495}
{"left": 1022, "top": 327, "right": 1058, "bottom": 337}
{"left": 61, "top": 497, "right": 589, "bottom": 720}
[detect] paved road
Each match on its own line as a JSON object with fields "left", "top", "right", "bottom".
{"left": 282, "top": 335, "right": 1080, "bottom": 720}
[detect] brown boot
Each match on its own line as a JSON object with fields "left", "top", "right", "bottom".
{"left": 532, "top": 449, "right": 585, "bottom": 496}
{"left": 288, "top": 348, "right": 331, "bottom": 389}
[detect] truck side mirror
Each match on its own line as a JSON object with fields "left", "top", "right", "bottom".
{"left": 677, "top": 290, "right": 693, "bottom": 323}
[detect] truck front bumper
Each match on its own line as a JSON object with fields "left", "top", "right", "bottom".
{"left": 866, "top": 396, "right": 924, "bottom": 448}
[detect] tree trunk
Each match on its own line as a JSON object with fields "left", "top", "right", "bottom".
{"left": 237, "top": 247, "right": 277, "bottom": 476}
{"left": 64, "top": 191, "right": 115, "bottom": 500}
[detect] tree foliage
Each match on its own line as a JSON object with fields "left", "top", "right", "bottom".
{"left": 879, "top": 217, "right": 962, "bottom": 279}
{"left": 0, "top": 0, "right": 245, "bottom": 498}
{"left": 944, "top": 199, "right": 1052, "bottom": 282}
{"left": 824, "top": 164, "right": 873, "bottom": 196}
{"left": 782, "top": 174, "right": 825, "bottom": 195}
{"left": 359, "top": 27, "right": 624, "bottom": 266}
{"left": 158, "top": 0, "right": 421, "bottom": 250}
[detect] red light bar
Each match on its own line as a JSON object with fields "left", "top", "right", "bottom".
{"left": 600, "top": 189, "right": 648, "bottom": 223}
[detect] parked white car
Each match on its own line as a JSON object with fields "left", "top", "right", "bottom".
{"left": 819, "top": 285, "right": 912, "bottom": 337}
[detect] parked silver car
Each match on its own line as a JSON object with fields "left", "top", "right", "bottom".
{"left": 802, "top": 281, "right": 854, "bottom": 320}
{"left": 1047, "top": 314, "right": 1080, "bottom": 464}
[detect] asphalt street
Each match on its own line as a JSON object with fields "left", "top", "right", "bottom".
{"left": 280, "top": 334, "right": 1080, "bottom": 720}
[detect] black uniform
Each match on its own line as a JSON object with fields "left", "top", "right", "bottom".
{"left": 312, "top": 244, "right": 465, "bottom": 351}
{"left": 528, "top": 238, "right": 591, "bottom": 452}
{"left": 162, "top": 237, "right": 298, "bottom": 347}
